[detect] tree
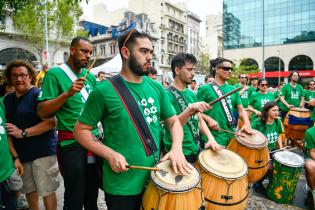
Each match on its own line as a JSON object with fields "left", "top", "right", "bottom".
{"left": 0, "top": 0, "right": 88, "bottom": 30}
{"left": 228, "top": 59, "right": 260, "bottom": 85}
{"left": 12, "top": 0, "right": 83, "bottom": 64}
{"left": 197, "top": 51, "right": 211, "bottom": 75}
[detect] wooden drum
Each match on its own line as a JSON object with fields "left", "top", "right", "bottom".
{"left": 284, "top": 107, "right": 312, "bottom": 141}
{"left": 227, "top": 129, "right": 269, "bottom": 183}
{"left": 141, "top": 160, "right": 203, "bottom": 210}
{"left": 197, "top": 149, "right": 248, "bottom": 210}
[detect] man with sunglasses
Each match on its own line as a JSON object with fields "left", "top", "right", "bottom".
{"left": 197, "top": 57, "right": 252, "bottom": 146}
{"left": 37, "top": 37, "right": 99, "bottom": 210}
{"left": 248, "top": 76, "right": 258, "bottom": 98}
{"left": 234, "top": 74, "right": 250, "bottom": 108}
{"left": 73, "top": 30, "right": 192, "bottom": 210}
{"left": 278, "top": 71, "right": 305, "bottom": 120}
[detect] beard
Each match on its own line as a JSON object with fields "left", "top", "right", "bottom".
{"left": 73, "top": 56, "right": 88, "bottom": 70}
{"left": 128, "top": 54, "right": 148, "bottom": 76}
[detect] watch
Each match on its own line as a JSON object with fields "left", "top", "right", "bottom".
{"left": 12, "top": 156, "right": 19, "bottom": 161}
{"left": 21, "top": 129, "right": 27, "bottom": 138}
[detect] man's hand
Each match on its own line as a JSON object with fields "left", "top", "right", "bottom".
{"left": 14, "top": 159, "right": 24, "bottom": 176}
{"left": 287, "top": 104, "right": 294, "bottom": 109}
{"left": 310, "top": 99, "right": 315, "bottom": 107}
{"left": 66, "top": 77, "right": 86, "bottom": 97}
{"left": 204, "top": 116, "right": 220, "bottom": 131}
{"left": 242, "top": 86, "right": 249, "bottom": 91}
{"left": 160, "top": 149, "right": 194, "bottom": 175}
{"left": 240, "top": 124, "right": 253, "bottom": 135}
{"left": 254, "top": 110, "right": 261, "bottom": 116}
{"left": 5, "top": 123, "right": 22, "bottom": 139}
{"left": 205, "top": 138, "right": 224, "bottom": 151}
{"left": 188, "top": 102, "right": 211, "bottom": 115}
{"left": 107, "top": 151, "right": 129, "bottom": 173}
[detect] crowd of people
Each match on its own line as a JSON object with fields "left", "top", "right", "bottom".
{"left": 0, "top": 30, "right": 315, "bottom": 210}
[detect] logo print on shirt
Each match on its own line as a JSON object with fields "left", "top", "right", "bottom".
{"left": 241, "top": 91, "right": 248, "bottom": 99}
{"left": 140, "top": 97, "right": 158, "bottom": 125}
{"left": 267, "top": 131, "right": 278, "bottom": 144}
{"left": 0, "top": 117, "right": 5, "bottom": 141}
{"left": 291, "top": 92, "right": 299, "bottom": 99}
{"left": 261, "top": 99, "right": 270, "bottom": 108}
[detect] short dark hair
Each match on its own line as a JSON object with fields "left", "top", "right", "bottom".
{"left": 239, "top": 74, "right": 247, "bottom": 79}
{"left": 70, "top": 36, "right": 92, "bottom": 47}
{"left": 171, "top": 53, "right": 197, "bottom": 78}
{"left": 118, "top": 29, "right": 152, "bottom": 56}
{"left": 289, "top": 70, "right": 299, "bottom": 81}
{"left": 97, "top": 71, "right": 105, "bottom": 77}
{"left": 4, "top": 60, "right": 36, "bottom": 85}
{"left": 210, "top": 57, "right": 233, "bottom": 77}
{"left": 148, "top": 67, "right": 157, "bottom": 75}
{"left": 205, "top": 74, "right": 213, "bottom": 83}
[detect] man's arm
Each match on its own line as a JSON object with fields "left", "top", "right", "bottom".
{"left": 73, "top": 121, "right": 128, "bottom": 173}
{"left": 237, "top": 104, "right": 252, "bottom": 133}
{"left": 202, "top": 114, "right": 220, "bottom": 131}
{"left": 177, "top": 102, "right": 210, "bottom": 126}
{"left": 280, "top": 96, "right": 294, "bottom": 109}
{"left": 37, "top": 78, "right": 86, "bottom": 118}
{"left": 299, "top": 96, "right": 305, "bottom": 108}
{"left": 7, "top": 136, "right": 24, "bottom": 175}
{"left": 160, "top": 115, "right": 193, "bottom": 175}
{"left": 5, "top": 117, "right": 56, "bottom": 139}
{"left": 310, "top": 149, "right": 315, "bottom": 161}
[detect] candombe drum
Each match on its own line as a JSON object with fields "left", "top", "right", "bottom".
{"left": 284, "top": 107, "right": 312, "bottom": 141}
{"left": 197, "top": 149, "right": 248, "bottom": 210}
{"left": 141, "top": 160, "right": 203, "bottom": 210}
{"left": 266, "top": 151, "right": 304, "bottom": 204}
{"left": 227, "top": 129, "right": 269, "bottom": 183}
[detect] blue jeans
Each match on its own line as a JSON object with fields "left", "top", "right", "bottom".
{"left": 0, "top": 180, "right": 17, "bottom": 210}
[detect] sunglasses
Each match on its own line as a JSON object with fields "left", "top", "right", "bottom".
{"left": 240, "top": 76, "right": 247, "bottom": 79}
{"left": 260, "top": 84, "right": 268, "bottom": 87}
{"left": 309, "top": 83, "right": 315, "bottom": 86}
{"left": 219, "top": 66, "right": 233, "bottom": 71}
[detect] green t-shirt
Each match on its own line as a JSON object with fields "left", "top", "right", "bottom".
{"left": 196, "top": 82, "right": 242, "bottom": 146}
{"left": 249, "top": 91, "right": 275, "bottom": 121}
{"left": 305, "top": 90, "right": 315, "bottom": 102}
{"left": 312, "top": 108, "right": 315, "bottom": 121}
{"left": 164, "top": 88, "right": 199, "bottom": 156}
{"left": 0, "top": 101, "right": 14, "bottom": 182}
{"left": 251, "top": 118, "right": 283, "bottom": 150}
{"left": 305, "top": 127, "right": 315, "bottom": 159}
{"left": 278, "top": 83, "right": 305, "bottom": 112}
{"left": 78, "top": 76, "right": 175, "bottom": 195}
{"left": 234, "top": 84, "right": 249, "bottom": 108}
{"left": 248, "top": 85, "right": 257, "bottom": 98}
{"left": 38, "top": 65, "right": 97, "bottom": 146}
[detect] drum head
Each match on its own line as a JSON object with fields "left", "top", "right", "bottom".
{"left": 236, "top": 129, "right": 268, "bottom": 148}
{"left": 151, "top": 160, "right": 200, "bottom": 192}
{"left": 274, "top": 151, "right": 304, "bottom": 168}
{"left": 198, "top": 149, "right": 247, "bottom": 179}
{"left": 290, "top": 107, "right": 311, "bottom": 112}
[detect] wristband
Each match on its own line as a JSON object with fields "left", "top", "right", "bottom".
{"left": 12, "top": 156, "right": 19, "bottom": 161}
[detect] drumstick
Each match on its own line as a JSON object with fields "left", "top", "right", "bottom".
{"left": 269, "top": 146, "right": 298, "bottom": 154}
{"left": 220, "top": 129, "right": 244, "bottom": 137}
{"left": 126, "top": 165, "right": 160, "bottom": 171}
{"left": 209, "top": 87, "right": 242, "bottom": 106}
{"left": 83, "top": 54, "right": 99, "bottom": 79}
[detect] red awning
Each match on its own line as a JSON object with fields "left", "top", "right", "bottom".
{"left": 248, "top": 70, "right": 315, "bottom": 78}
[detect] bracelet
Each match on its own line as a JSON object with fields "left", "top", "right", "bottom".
{"left": 12, "top": 156, "right": 19, "bottom": 161}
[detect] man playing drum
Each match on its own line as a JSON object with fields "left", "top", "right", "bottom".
{"left": 37, "top": 37, "right": 99, "bottom": 210}
{"left": 163, "top": 53, "right": 222, "bottom": 163}
{"left": 73, "top": 30, "right": 192, "bottom": 210}
{"left": 279, "top": 71, "right": 305, "bottom": 120}
{"left": 196, "top": 57, "right": 252, "bottom": 147}
{"left": 305, "top": 126, "right": 315, "bottom": 207}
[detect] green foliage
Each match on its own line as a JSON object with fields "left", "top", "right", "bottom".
{"left": 12, "top": 0, "right": 83, "bottom": 63}
{"left": 76, "top": 29, "right": 89, "bottom": 37}
{"left": 228, "top": 59, "right": 260, "bottom": 85}
{"left": 197, "top": 51, "right": 211, "bottom": 75}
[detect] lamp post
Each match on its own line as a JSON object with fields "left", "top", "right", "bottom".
{"left": 277, "top": 50, "right": 280, "bottom": 85}
{"left": 41, "top": 0, "right": 49, "bottom": 65}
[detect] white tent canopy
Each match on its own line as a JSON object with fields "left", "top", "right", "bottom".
{"left": 90, "top": 54, "right": 122, "bottom": 75}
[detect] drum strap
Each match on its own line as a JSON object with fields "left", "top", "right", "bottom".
{"left": 210, "top": 82, "right": 236, "bottom": 127}
{"left": 204, "top": 193, "right": 248, "bottom": 206}
{"left": 108, "top": 75, "right": 158, "bottom": 157}
{"left": 167, "top": 86, "right": 200, "bottom": 145}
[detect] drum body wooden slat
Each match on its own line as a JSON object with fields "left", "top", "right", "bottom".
{"left": 141, "top": 160, "right": 203, "bottom": 210}
{"left": 197, "top": 149, "right": 248, "bottom": 210}
{"left": 284, "top": 108, "right": 311, "bottom": 141}
{"left": 227, "top": 130, "right": 270, "bottom": 183}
